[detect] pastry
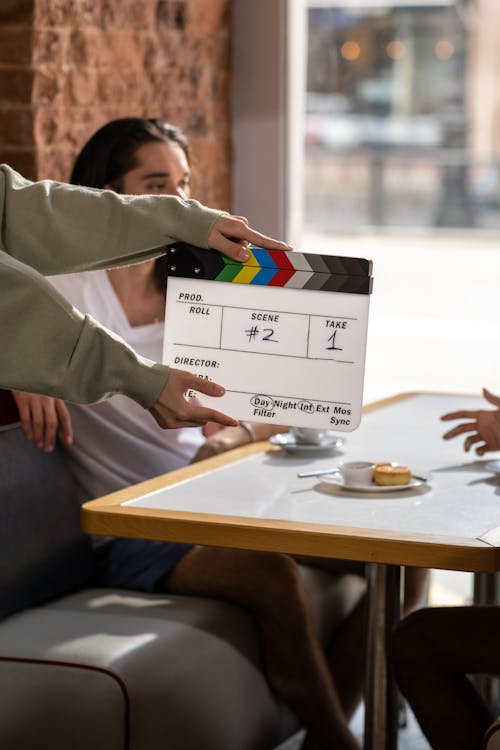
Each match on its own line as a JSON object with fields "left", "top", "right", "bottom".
{"left": 373, "top": 462, "right": 411, "bottom": 486}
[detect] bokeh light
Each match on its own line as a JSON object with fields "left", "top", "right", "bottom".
{"left": 341, "top": 40, "right": 361, "bottom": 61}
{"left": 386, "top": 40, "right": 406, "bottom": 60}
{"left": 435, "top": 39, "right": 455, "bottom": 59}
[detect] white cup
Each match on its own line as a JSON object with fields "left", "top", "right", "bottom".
{"left": 339, "top": 461, "right": 375, "bottom": 486}
{"left": 291, "top": 427, "right": 329, "bottom": 445}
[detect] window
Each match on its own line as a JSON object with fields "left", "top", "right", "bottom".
{"left": 301, "top": 1, "right": 500, "bottom": 401}
{"left": 305, "top": 1, "right": 500, "bottom": 231}
{"left": 232, "top": 1, "right": 500, "bottom": 403}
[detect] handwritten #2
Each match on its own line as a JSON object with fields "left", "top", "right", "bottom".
{"left": 163, "top": 245, "right": 373, "bottom": 431}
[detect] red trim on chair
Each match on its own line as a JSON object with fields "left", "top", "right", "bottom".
{"left": 0, "top": 656, "right": 130, "bottom": 750}
{"left": 483, "top": 719, "right": 500, "bottom": 750}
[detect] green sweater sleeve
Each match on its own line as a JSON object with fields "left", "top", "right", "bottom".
{"left": 0, "top": 163, "right": 223, "bottom": 274}
{"left": 0, "top": 164, "right": 224, "bottom": 407}
{"left": 1, "top": 250, "right": 168, "bottom": 408}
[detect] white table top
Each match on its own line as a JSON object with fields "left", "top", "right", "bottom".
{"left": 126, "top": 394, "right": 500, "bottom": 540}
{"left": 82, "top": 393, "right": 500, "bottom": 572}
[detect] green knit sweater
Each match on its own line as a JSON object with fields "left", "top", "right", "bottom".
{"left": 0, "top": 164, "right": 222, "bottom": 408}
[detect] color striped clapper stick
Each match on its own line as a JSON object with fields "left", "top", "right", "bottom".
{"left": 163, "top": 244, "right": 373, "bottom": 432}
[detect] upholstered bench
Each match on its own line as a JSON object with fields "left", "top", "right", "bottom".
{"left": 0, "top": 395, "right": 365, "bottom": 750}
{"left": 483, "top": 717, "right": 500, "bottom": 749}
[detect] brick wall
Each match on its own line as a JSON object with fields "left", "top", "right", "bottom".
{"left": 0, "top": 0, "right": 232, "bottom": 209}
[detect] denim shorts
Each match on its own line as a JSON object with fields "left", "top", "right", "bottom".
{"left": 92, "top": 538, "right": 193, "bottom": 593}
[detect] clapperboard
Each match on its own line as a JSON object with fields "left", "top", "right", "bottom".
{"left": 162, "top": 243, "right": 373, "bottom": 431}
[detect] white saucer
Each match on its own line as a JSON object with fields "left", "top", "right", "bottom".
{"left": 319, "top": 473, "right": 426, "bottom": 493}
{"left": 270, "top": 432, "right": 344, "bottom": 453}
{"left": 485, "top": 460, "right": 500, "bottom": 475}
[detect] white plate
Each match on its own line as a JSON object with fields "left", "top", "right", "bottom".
{"left": 485, "top": 460, "right": 500, "bottom": 475}
{"left": 270, "top": 432, "right": 345, "bottom": 453}
{"left": 319, "top": 473, "right": 426, "bottom": 493}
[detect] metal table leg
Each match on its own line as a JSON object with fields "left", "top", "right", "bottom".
{"left": 364, "top": 563, "right": 402, "bottom": 750}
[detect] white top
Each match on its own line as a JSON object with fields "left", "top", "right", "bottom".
{"left": 50, "top": 270, "right": 204, "bottom": 500}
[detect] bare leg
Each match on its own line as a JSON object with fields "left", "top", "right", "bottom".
{"left": 392, "top": 606, "right": 499, "bottom": 750}
{"left": 163, "top": 546, "right": 361, "bottom": 750}
{"left": 317, "top": 563, "right": 428, "bottom": 719}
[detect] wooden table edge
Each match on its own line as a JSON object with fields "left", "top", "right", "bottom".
{"left": 81, "top": 501, "right": 499, "bottom": 572}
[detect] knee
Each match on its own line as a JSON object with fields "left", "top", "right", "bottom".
{"left": 403, "top": 567, "right": 429, "bottom": 612}
{"left": 260, "top": 551, "right": 302, "bottom": 586}
{"left": 392, "top": 608, "right": 434, "bottom": 681}
{"left": 252, "top": 552, "right": 307, "bottom": 608}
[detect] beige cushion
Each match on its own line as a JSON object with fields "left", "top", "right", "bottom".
{"left": 0, "top": 571, "right": 365, "bottom": 750}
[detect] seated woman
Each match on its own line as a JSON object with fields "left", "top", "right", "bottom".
{"left": 13, "top": 117, "right": 426, "bottom": 750}
{"left": 392, "top": 387, "right": 500, "bottom": 750}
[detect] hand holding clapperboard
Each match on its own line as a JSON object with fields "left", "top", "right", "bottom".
{"left": 162, "top": 244, "right": 373, "bottom": 432}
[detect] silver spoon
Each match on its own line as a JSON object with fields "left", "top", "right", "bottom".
{"left": 297, "top": 468, "right": 340, "bottom": 478}
{"left": 297, "top": 468, "right": 428, "bottom": 481}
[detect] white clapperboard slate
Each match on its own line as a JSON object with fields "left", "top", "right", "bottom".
{"left": 162, "top": 244, "right": 373, "bottom": 431}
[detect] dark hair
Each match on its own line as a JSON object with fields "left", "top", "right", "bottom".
{"left": 70, "top": 117, "right": 191, "bottom": 292}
